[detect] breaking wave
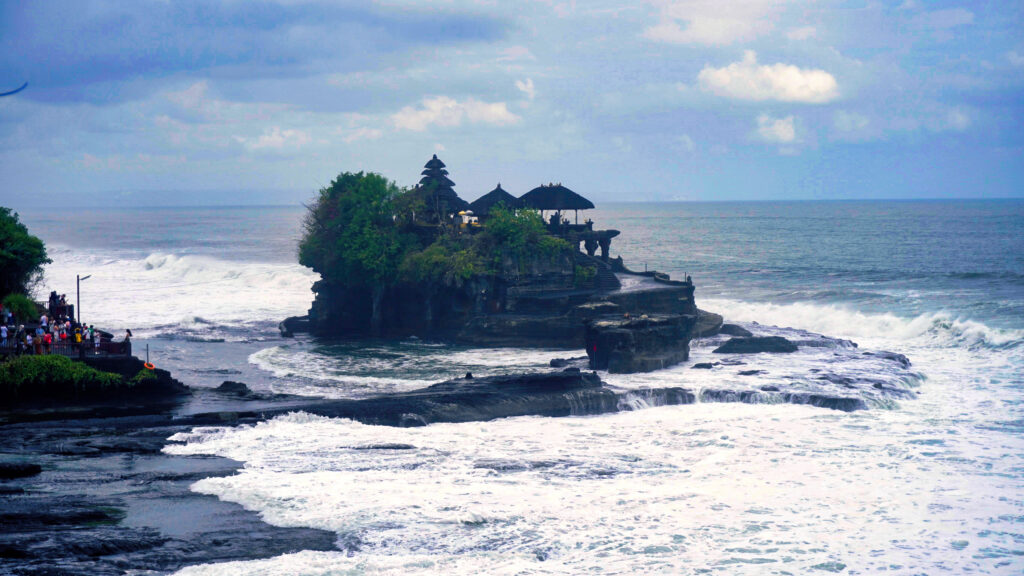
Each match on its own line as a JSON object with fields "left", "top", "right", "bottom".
{"left": 702, "top": 298, "right": 1023, "bottom": 351}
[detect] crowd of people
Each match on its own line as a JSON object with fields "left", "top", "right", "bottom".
{"left": 0, "top": 291, "right": 132, "bottom": 358}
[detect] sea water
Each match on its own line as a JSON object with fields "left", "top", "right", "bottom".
{"left": 19, "top": 200, "right": 1024, "bottom": 574}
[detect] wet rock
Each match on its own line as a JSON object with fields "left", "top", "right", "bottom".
{"left": 719, "top": 324, "right": 754, "bottom": 337}
{"left": 691, "top": 362, "right": 716, "bottom": 369}
{"left": 549, "top": 356, "right": 588, "bottom": 368}
{"left": 0, "top": 462, "right": 42, "bottom": 479}
{"left": 738, "top": 369, "right": 766, "bottom": 376}
{"left": 713, "top": 336, "right": 798, "bottom": 354}
{"left": 863, "top": 350, "right": 911, "bottom": 368}
{"left": 585, "top": 314, "right": 696, "bottom": 373}
{"left": 216, "top": 380, "right": 253, "bottom": 396}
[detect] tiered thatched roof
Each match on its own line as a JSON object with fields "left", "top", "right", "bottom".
{"left": 416, "top": 154, "right": 469, "bottom": 216}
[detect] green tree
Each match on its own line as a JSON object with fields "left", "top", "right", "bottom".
{"left": 0, "top": 207, "right": 50, "bottom": 298}
{"left": 299, "top": 172, "right": 417, "bottom": 334}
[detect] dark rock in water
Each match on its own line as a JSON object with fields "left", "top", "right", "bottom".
{"left": 216, "top": 380, "right": 253, "bottom": 396}
{"left": 700, "top": 389, "right": 867, "bottom": 412}
{"left": 760, "top": 385, "right": 780, "bottom": 392}
{"left": 713, "top": 336, "right": 798, "bottom": 354}
{"left": 738, "top": 369, "right": 765, "bottom": 376}
{"left": 691, "top": 362, "right": 716, "bottom": 369}
{"left": 352, "top": 443, "right": 416, "bottom": 450}
{"left": 693, "top": 309, "right": 724, "bottom": 337}
{"left": 279, "top": 315, "right": 310, "bottom": 337}
{"left": 863, "top": 350, "right": 911, "bottom": 368}
{"left": 230, "top": 369, "right": 697, "bottom": 427}
{"left": 0, "top": 462, "right": 41, "bottom": 479}
{"left": 550, "top": 356, "right": 588, "bottom": 368}
{"left": 719, "top": 323, "right": 754, "bottom": 337}
{"left": 585, "top": 314, "right": 696, "bottom": 373}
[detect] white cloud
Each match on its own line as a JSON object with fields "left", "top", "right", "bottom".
{"left": 166, "top": 81, "right": 208, "bottom": 110}
{"left": 928, "top": 108, "right": 970, "bottom": 133}
{"left": 644, "top": 1, "right": 782, "bottom": 46}
{"left": 786, "top": 26, "right": 816, "bottom": 41}
{"left": 677, "top": 134, "right": 696, "bottom": 152}
{"left": 391, "top": 96, "right": 520, "bottom": 131}
{"left": 516, "top": 78, "right": 536, "bottom": 100}
{"left": 498, "top": 46, "right": 536, "bottom": 62}
{"left": 912, "top": 8, "right": 974, "bottom": 31}
{"left": 237, "top": 127, "right": 311, "bottom": 151}
{"left": 757, "top": 114, "right": 796, "bottom": 143}
{"left": 342, "top": 127, "right": 383, "bottom": 143}
{"left": 1008, "top": 51, "right": 1024, "bottom": 67}
{"left": 834, "top": 110, "right": 869, "bottom": 133}
{"left": 698, "top": 51, "right": 838, "bottom": 103}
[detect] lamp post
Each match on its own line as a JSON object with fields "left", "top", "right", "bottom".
{"left": 76, "top": 274, "right": 91, "bottom": 326}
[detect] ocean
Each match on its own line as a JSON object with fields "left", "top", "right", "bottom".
{"left": 18, "top": 200, "right": 1024, "bottom": 574}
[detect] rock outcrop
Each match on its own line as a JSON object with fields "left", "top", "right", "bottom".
{"left": 585, "top": 314, "right": 697, "bottom": 373}
{"left": 712, "top": 336, "right": 798, "bottom": 354}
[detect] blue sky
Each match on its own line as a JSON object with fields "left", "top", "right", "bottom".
{"left": 1, "top": 0, "right": 1021, "bottom": 206}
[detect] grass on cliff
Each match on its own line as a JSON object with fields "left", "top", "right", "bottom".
{"left": 0, "top": 355, "right": 129, "bottom": 403}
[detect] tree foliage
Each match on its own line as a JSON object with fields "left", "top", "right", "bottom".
{"left": 299, "top": 172, "right": 418, "bottom": 289}
{"left": 0, "top": 207, "right": 50, "bottom": 298}
{"left": 2, "top": 293, "right": 39, "bottom": 322}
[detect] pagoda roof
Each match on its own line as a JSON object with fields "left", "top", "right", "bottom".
{"left": 424, "top": 154, "right": 446, "bottom": 170}
{"left": 419, "top": 173, "right": 456, "bottom": 188}
{"left": 468, "top": 183, "right": 522, "bottom": 216}
{"left": 519, "top": 183, "right": 595, "bottom": 211}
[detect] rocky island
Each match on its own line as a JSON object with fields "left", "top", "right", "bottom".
{"left": 283, "top": 155, "right": 715, "bottom": 370}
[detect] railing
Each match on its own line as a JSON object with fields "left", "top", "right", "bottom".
{"left": 0, "top": 337, "right": 131, "bottom": 359}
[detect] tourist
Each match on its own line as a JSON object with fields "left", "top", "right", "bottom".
{"left": 93, "top": 330, "right": 100, "bottom": 353}
{"left": 0, "top": 323, "right": 7, "bottom": 348}
{"left": 25, "top": 332, "right": 33, "bottom": 355}
{"left": 73, "top": 326, "right": 82, "bottom": 350}
{"left": 88, "top": 325, "right": 94, "bottom": 342}
{"left": 43, "top": 331, "right": 52, "bottom": 354}
{"left": 40, "top": 313, "right": 48, "bottom": 330}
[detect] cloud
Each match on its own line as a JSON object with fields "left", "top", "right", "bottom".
{"left": 677, "top": 134, "right": 696, "bottom": 152}
{"left": 834, "top": 110, "right": 869, "bottom": 133}
{"left": 786, "top": 26, "right": 816, "bottom": 41}
{"left": 391, "top": 96, "right": 520, "bottom": 131}
{"left": 515, "top": 78, "right": 536, "bottom": 100}
{"left": 698, "top": 51, "right": 838, "bottom": 103}
{"left": 237, "top": 127, "right": 311, "bottom": 151}
{"left": 342, "top": 127, "right": 384, "bottom": 143}
{"left": 912, "top": 8, "right": 974, "bottom": 31}
{"left": 0, "top": 1, "right": 511, "bottom": 104}
{"left": 643, "top": 1, "right": 781, "bottom": 46}
{"left": 1008, "top": 51, "right": 1024, "bottom": 67}
{"left": 756, "top": 114, "right": 796, "bottom": 143}
{"left": 928, "top": 108, "right": 970, "bottom": 133}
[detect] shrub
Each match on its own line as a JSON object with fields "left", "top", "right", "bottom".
{"left": 0, "top": 207, "right": 50, "bottom": 297}
{"left": 0, "top": 355, "right": 125, "bottom": 403}
{"left": 130, "top": 368, "right": 157, "bottom": 386}
{"left": 2, "top": 293, "right": 39, "bottom": 323}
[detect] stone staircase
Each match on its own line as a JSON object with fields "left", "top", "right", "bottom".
{"left": 575, "top": 252, "right": 621, "bottom": 291}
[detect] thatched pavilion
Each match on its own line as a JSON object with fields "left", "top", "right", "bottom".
{"left": 468, "top": 183, "right": 522, "bottom": 218}
{"left": 519, "top": 183, "right": 595, "bottom": 225}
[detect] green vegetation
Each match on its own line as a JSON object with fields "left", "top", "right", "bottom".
{"left": 2, "top": 293, "right": 39, "bottom": 323}
{"left": 300, "top": 172, "right": 419, "bottom": 333}
{"left": 131, "top": 368, "right": 158, "bottom": 385}
{"left": 0, "top": 355, "right": 125, "bottom": 402}
{"left": 574, "top": 264, "right": 597, "bottom": 288}
{"left": 0, "top": 207, "right": 50, "bottom": 298}
{"left": 299, "top": 172, "right": 572, "bottom": 333}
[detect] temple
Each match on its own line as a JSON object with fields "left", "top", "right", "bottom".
{"left": 292, "top": 154, "right": 720, "bottom": 369}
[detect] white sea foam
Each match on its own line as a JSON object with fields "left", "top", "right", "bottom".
{"left": 167, "top": 381, "right": 1024, "bottom": 575}
{"left": 36, "top": 245, "right": 318, "bottom": 338}
{"left": 702, "top": 297, "right": 1024, "bottom": 350}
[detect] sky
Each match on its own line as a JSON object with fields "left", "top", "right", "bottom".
{"left": 0, "top": 0, "right": 1022, "bottom": 207}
